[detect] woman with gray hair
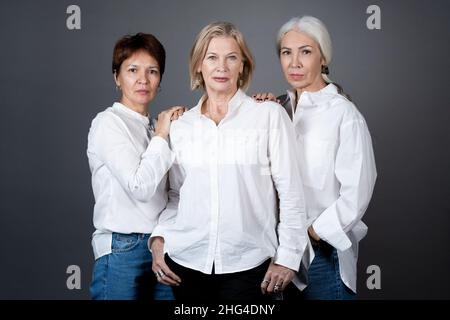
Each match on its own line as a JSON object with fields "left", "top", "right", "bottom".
{"left": 254, "top": 16, "right": 377, "bottom": 299}
{"left": 148, "top": 21, "right": 311, "bottom": 301}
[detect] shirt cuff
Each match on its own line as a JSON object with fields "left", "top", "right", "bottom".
{"left": 274, "top": 244, "right": 305, "bottom": 271}
{"left": 145, "top": 136, "right": 175, "bottom": 164}
{"left": 312, "top": 214, "right": 352, "bottom": 251}
{"left": 147, "top": 135, "right": 171, "bottom": 153}
{"left": 148, "top": 226, "right": 165, "bottom": 252}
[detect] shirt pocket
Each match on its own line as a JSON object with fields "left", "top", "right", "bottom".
{"left": 229, "top": 130, "right": 261, "bottom": 165}
{"left": 297, "top": 134, "right": 333, "bottom": 190}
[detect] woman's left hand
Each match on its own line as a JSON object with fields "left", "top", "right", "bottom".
{"left": 260, "top": 261, "right": 295, "bottom": 294}
{"left": 155, "top": 106, "right": 187, "bottom": 139}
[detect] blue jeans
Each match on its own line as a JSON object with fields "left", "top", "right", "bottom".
{"left": 90, "top": 233, "right": 174, "bottom": 300}
{"left": 285, "top": 240, "right": 355, "bottom": 300}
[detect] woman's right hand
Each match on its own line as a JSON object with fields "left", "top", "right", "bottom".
{"left": 150, "top": 236, "right": 181, "bottom": 286}
{"left": 252, "top": 92, "right": 279, "bottom": 103}
{"left": 155, "top": 106, "right": 187, "bottom": 139}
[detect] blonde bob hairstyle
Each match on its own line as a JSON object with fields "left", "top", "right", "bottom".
{"left": 189, "top": 21, "right": 254, "bottom": 91}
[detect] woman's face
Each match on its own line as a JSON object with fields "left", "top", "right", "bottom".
{"left": 198, "top": 36, "right": 244, "bottom": 96}
{"left": 279, "top": 30, "right": 325, "bottom": 93}
{"left": 115, "top": 50, "right": 160, "bottom": 112}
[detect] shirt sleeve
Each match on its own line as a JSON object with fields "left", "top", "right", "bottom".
{"left": 88, "top": 112, "right": 175, "bottom": 202}
{"left": 149, "top": 138, "right": 186, "bottom": 250}
{"left": 152, "top": 162, "right": 185, "bottom": 232}
{"left": 312, "top": 114, "right": 377, "bottom": 251}
{"left": 267, "top": 104, "right": 311, "bottom": 271}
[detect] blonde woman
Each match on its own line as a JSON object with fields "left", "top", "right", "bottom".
{"left": 149, "top": 22, "right": 311, "bottom": 301}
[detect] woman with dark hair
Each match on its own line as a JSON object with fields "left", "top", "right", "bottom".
{"left": 87, "top": 33, "right": 185, "bottom": 300}
{"left": 254, "top": 16, "right": 377, "bottom": 300}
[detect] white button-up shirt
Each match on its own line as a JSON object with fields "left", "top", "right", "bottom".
{"left": 282, "top": 83, "right": 377, "bottom": 292}
{"left": 152, "top": 89, "right": 310, "bottom": 274}
{"left": 87, "top": 102, "right": 175, "bottom": 259}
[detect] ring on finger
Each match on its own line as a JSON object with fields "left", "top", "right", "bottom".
{"left": 275, "top": 282, "right": 284, "bottom": 291}
{"left": 155, "top": 270, "right": 165, "bottom": 278}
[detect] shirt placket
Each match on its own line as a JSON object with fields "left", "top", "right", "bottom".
{"left": 205, "top": 121, "right": 221, "bottom": 274}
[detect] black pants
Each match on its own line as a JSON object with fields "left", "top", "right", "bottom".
{"left": 165, "top": 254, "right": 272, "bottom": 301}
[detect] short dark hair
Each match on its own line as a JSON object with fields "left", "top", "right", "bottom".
{"left": 112, "top": 33, "right": 166, "bottom": 79}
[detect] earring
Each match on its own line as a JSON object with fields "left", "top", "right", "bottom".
{"left": 321, "top": 65, "right": 330, "bottom": 75}
{"left": 116, "top": 85, "right": 121, "bottom": 91}
{"left": 194, "top": 75, "right": 202, "bottom": 88}
{"left": 238, "top": 74, "right": 244, "bottom": 88}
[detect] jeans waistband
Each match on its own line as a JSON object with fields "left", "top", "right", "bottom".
{"left": 112, "top": 232, "right": 150, "bottom": 240}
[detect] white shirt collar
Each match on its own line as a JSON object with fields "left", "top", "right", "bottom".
{"left": 287, "top": 83, "right": 339, "bottom": 110}
{"left": 112, "top": 102, "right": 150, "bottom": 126}
{"left": 192, "top": 89, "right": 246, "bottom": 117}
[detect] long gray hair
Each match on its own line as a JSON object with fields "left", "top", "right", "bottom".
{"left": 277, "top": 16, "right": 350, "bottom": 100}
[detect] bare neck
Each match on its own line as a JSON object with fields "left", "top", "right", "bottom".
{"left": 120, "top": 97, "right": 148, "bottom": 116}
{"left": 202, "top": 89, "right": 237, "bottom": 125}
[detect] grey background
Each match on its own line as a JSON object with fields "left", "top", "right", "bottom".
{"left": 0, "top": 0, "right": 449, "bottom": 299}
